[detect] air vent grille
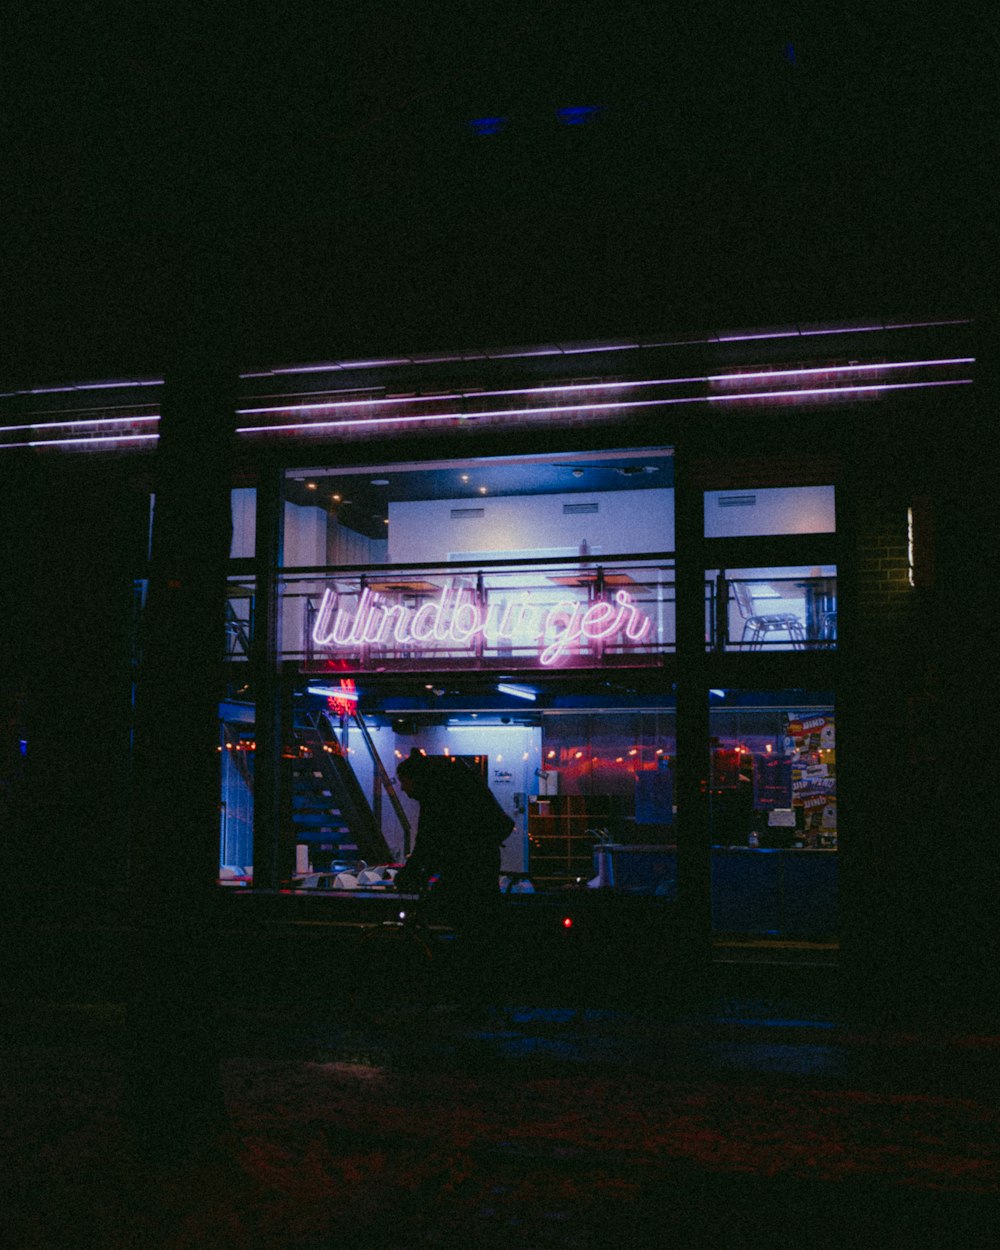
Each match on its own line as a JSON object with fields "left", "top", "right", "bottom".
{"left": 562, "top": 502, "right": 599, "bottom": 515}
{"left": 450, "top": 507, "right": 485, "bottom": 519}
{"left": 718, "top": 495, "right": 757, "bottom": 508}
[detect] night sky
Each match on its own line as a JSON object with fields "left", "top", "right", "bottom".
{"left": 2, "top": 7, "right": 988, "bottom": 386}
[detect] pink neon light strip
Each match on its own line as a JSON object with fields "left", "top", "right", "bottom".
{"left": 714, "top": 319, "right": 971, "bottom": 342}
{"left": 704, "top": 379, "right": 973, "bottom": 402}
{"left": 0, "top": 379, "right": 163, "bottom": 399}
{"left": 236, "top": 377, "right": 972, "bottom": 436}
{"left": 708, "top": 357, "right": 973, "bottom": 383}
{"left": 236, "top": 357, "right": 972, "bottom": 419}
{"left": 1, "top": 353, "right": 974, "bottom": 446}
{"left": 239, "top": 318, "right": 971, "bottom": 377}
{"left": 0, "top": 414, "right": 160, "bottom": 434}
{"left": 14, "top": 433, "right": 160, "bottom": 450}
{"left": 1, "top": 320, "right": 970, "bottom": 399}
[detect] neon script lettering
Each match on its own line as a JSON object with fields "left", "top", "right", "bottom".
{"left": 311, "top": 585, "right": 652, "bottom": 667}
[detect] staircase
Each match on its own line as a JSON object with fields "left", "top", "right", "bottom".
{"left": 290, "top": 711, "right": 393, "bottom": 866}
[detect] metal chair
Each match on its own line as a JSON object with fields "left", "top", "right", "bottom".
{"left": 731, "top": 580, "right": 805, "bottom": 649}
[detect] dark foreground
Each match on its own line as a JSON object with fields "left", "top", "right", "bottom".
{"left": 3, "top": 965, "right": 1000, "bottom": 1250}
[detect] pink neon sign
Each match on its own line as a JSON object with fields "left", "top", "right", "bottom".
{"left": 311, "top": 584, "right": 653, "bottom": 666}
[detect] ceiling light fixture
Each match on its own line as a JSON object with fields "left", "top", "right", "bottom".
{"left": 497, "top": 682, "right": 537, "bottom": 702}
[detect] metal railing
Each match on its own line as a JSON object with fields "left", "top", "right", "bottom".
{"left": 706, "top": 574, "right": 837, "bottom": 652}
{"left": 277, "top": 552, "right": 677, "bottom": 671}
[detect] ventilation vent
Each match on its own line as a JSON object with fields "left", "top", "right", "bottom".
{"left": 562, "top": 502, "right": 599, "bottom": 515}
{"left": 718, "top": 494, "right": 757, "bottom": 508}
{"left": 450, "top": 507, "right": 485, "bottom": 520}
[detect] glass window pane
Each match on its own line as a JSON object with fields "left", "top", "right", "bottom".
{"left": 709, "top": 690, "right": 837, "bottom": 940}
{"left": 707, "top": 566, "right": 837, "bottom": 651}
{"left": 218, "top": 690, "right": 255, "bottom": 886}
{"left": 283, "top": 450, "right": 675, "bottom": 569}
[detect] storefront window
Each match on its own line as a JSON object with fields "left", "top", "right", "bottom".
{"left": 284, "top": 689, "right": 676, "bottom": 895}
{"left": 527, "top": 710, "right": 676, "bottom": 892}
{"left": 709, "top": 690, "right": 837, "bottom": 939}
{"left": 280, "top": 450, "right": 676, "bottom": 670}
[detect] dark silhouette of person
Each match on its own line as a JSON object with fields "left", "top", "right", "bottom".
{"left": 393, "top": 748, "right": 513, "bottom": 929}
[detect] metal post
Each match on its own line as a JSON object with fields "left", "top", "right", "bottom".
{"left": 672, "top": 437, "right": 713, "bottom": 964}
{"left": 251, "top": 468, "right": 285, "bottom": 890}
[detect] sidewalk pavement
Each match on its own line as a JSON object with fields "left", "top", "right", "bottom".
{"left": 2, "top": 992, "right": 999, "bottom": 1249}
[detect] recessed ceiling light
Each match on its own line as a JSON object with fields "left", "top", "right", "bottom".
{"left": 332, "top": 494, "right": 341, "bottom": 501}
{"left": 306, "top": 482, "right": 317, "bottom": 490}
{"left": 371, "top": 478, "right": 389, "bottom": 486}
{"left": 478, "top": 486, "right": 487, "bottom": 494}
{"left": 460, "top": 474, "right": 470, "bottom": 482}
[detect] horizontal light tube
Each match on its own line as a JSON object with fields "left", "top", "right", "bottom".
{"left": 236, "top": 377, "right": 972, "bottom": 436}
{"left": 497, "top": 683, "right": 538, "bottom": 701}
{"left": 239, "top": 318, "right": 970, "bottom": 378}
{"left": 0, "top": 414, "right": 160, "bottom": 434}
{"left": 236, "top": 357, "right": 972, "bottom": 419}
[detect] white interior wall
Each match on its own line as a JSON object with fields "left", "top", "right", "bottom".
{"left": 327, "top": 516, "right": 389, "bottom": 566}
{"left": 704, "top": 486, "right": 835, "bottom": 538}
{"left": 388, "top": 489, "right": 674, "bottom": 564}
{"left": 230, "top": 488, "right": 257, "bottom": 558}
{"left": 283, "top": 501, "right": 328, "bottom": 566}
{"left": 281, "top": 503, "right": 328, "bottom": 656}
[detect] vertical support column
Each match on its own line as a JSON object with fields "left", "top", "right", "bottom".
{"left": 126, "top": 349, "right": 237, "bottom": 1157}
{"left": 251, "top": 467, "right": 285, "bottom": 890}
{"left": 672, "top": 439, "right": 713, "bottom": 964}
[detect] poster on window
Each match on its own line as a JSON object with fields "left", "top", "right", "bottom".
{"left": 784, "top": 714, "right": 837, "bottom": 848}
